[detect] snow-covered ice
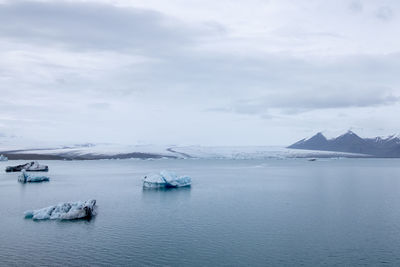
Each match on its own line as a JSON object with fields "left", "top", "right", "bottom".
{"left": 24, "top": 200, "right": 97, "bottom": 220}
{"left": 1, "top": 142, "right": 371, "bottom": 160}
{"left": 143, "top": 170, "right": 192, "bottom": 188}
{"left": 18, "top": 170, "right": 49, "bottom": 183}
{"left": 167, "top": 146, "right": 369, "bottom": 159}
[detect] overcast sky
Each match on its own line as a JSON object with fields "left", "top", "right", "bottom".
{"left": 0, "top": 0, "right": 399, "bottom": 146}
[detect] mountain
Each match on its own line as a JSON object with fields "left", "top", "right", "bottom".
{"left": 288, "top": 131, "right": 400, "bottom": 157}
{"left": 289, "top": 132, "right": 329, "bottom": 150}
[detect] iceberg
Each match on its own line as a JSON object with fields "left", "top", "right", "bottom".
{"left": 0, "top": 154, "right": 8, "bottom": 161}
{"left": 143, "top": 170, "right": 192, "bottom": 189}
{"left": 24, "top": 199, "right": 97, "bottom": 220}
{"left": 5, "top": 161, "right": 48, "bottom": 172}
{"left": 18, "top": 170, "right": 50, "bottom": 183}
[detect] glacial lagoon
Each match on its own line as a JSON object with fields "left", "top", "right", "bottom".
{"left": 1, "top": 158, "right": 400, "bottom": 266}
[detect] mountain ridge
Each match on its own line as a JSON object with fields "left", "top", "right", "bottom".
{"left": 288, "top": 131, "right": 400, "bottom": 157}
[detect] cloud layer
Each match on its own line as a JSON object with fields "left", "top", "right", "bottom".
{"left": 0, "top": 0, "right": 399, "bottom": 145}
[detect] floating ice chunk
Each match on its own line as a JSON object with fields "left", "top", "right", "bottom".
{"left": 6, "top": 161, "right": 48, "bottom": 172}
{"left": 24, "top": 199, "right": 97, "bottom": 220}
{"left": 18, "top": 170, "right": 50, "bottom": 183}
{"left": 0, "top": 154, "right": 8, "bottom": 161}
{"left": 143, "top": 170, "right": 191, "bottom": 188}
{"left": 26, "top": 161, "right": 49, "bottom": 171}
{"left": 160, "top": 170, "right": 192, "bottom": 187}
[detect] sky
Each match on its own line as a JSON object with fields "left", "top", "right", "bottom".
{"left": 0, "top": 0, "right": 399, "bottom": 146}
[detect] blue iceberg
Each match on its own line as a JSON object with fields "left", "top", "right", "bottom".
{"left": 143, "top": 170, "right": 192, "bottom": 189}
{"left": 24, "top": 199, "right": 97, "bottom": 220}
{"left": 18, "top": 170, "right": 50, "bottom": 183}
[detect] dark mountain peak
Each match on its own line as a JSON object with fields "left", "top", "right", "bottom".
{"left": 287, "top": 132, "right": 328, "bottom": 149}
{"left": 335, "top": 130, "right": 364, "bottom": 142}
{"left": 313, "top": 132, "right": 326, "bottom": 138}
{"left": 307, "top": 132, "right": 327, "bottom": 141}
{"left": 338, "top": 130, "right": 359, "bottom": 137}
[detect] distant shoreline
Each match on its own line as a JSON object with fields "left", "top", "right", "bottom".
{"left": 1, "top": 153, "right": 379, "bottom": 160}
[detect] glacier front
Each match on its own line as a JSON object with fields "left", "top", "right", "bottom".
{"left": 143, "top": 170, "right": 192, "bottom": 189}
{"left": 24, "top": 199, "right": 97, "bottom": 220}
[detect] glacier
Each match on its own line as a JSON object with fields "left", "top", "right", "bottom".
{"left": 18, "top": 170, "right": 49, "bottom": 183}
{"left": 24, "top": 199, "right": 97, "bottom": 220}
{"left": 1, "top": 143, "right": 371, "bottom": 160}
{"left": 143, "top": 171, "right": 192, "bottom": 189}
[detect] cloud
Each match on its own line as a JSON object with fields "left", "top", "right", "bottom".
{"left": 0, "top": 0, "right": 400, "bottom": 145}
{"left": 375, "top": 6, "right": 394, "bottom": 21}
{"left": 375, "top": 6, "right": 393, "bottom": 21}
{"left": 349, "top": 1, "right": 363, "bottom": 13}
{"left": 0, "top": 1, "right": 222, "bottom": 53}
{"left": 88, "top": 102, "right": 111, "bottom": 110}
{"left": 225, "top": 86, "right": 399, "bottom": 117}
{"left": 201, "top": 52, "right": 400, "bottom": 116}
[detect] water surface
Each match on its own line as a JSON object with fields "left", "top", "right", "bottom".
{"left": 1, "top": 159, "right": 400, "bottom": 266}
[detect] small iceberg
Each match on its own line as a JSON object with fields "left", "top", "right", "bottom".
{"left": 24, "top": 200, "right": 97, "bottom": 220}
{"left": 18, "top": 170, "right": 50, "bottom": 183}
{"left": 5, "top": 161, "right": 48, "bottom": 172}
{"left": 0, "top": 154, "right": 8, "bottom": 161}
{"left": 143, "top": 170, "right": 192, "bottom": 189}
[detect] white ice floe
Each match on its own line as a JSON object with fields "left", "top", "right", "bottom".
{"left": 24, "top": 161, "right": 48, "bottom": 171}
{"left": 18, "top": 170, "right": 49, "bottom": 183}
{"left": 24, "top": 199, "right": 97, "bottom": 220}
{"left": 143, "top": 170, "right": 192, "bottom": 188}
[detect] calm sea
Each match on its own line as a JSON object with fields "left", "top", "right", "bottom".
{"left": 1, "top": 158, "right": 400, "bottom": 266}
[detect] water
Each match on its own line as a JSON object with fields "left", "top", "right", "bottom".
{"left": 1, "top": 158, "right": 400, "bottom": 266}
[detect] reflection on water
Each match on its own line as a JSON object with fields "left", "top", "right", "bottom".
{"left": 141, "top": 186, "right": 192, "bottom": 202}
{"left": 30, "top": 216, "right": 96, "bottom": 224}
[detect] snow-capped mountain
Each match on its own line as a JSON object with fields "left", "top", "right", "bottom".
{"left": 288, "top": 131, "right": 400, "bottom": 157}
